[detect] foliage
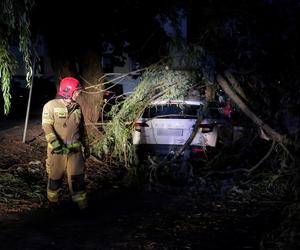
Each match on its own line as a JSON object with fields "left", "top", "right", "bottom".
{"left": 0, "top": 41, "right": 17, "bottom": 114}
{"left": 18, "top": 1, "right": 34, "bottom": 85}
{"left": 0, "top": 0, "right": 34, "bottom": 114}
{"left": 0, "top": 171, "right": 45, "bottom": 204}
{"left": 93, "top": 61, "right": 202, "bottom": 167}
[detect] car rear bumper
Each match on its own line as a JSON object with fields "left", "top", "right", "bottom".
{"left": 134, "top": 144, "right": 210, "bottom": 160}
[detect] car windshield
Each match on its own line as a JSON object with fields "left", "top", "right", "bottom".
{"left": 142, "top": 104, "right": 201, "bottom": 118}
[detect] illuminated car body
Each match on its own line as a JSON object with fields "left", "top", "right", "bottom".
{"left": 133, "top": 99, "right": 225, "bottom": 159}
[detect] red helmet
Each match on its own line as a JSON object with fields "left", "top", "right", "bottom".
{"left": 58, "top": 77, "right": 82, "bottom": 98}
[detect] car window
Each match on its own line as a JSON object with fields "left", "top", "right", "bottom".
{"left": 142, "top": 104, "right": 201, "bottom": 118}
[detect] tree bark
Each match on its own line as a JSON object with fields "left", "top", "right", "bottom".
{"left": 77, "top": 50, "right": 104, "bottom": 138}
{"left": 50, "top": 52, "right": 104, "bottom": 140}
{"left": 224, "top": 71, "right": 247, "bottom": 101}
{"left": 51, "top": 60, "right": 76, "bottom": 90}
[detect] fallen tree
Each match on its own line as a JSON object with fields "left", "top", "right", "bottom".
{"left": 216, "top": 72, "right": 288, "bottom": 145}
{"left": 92, "top": 64, "right": 201, "bottom": 167}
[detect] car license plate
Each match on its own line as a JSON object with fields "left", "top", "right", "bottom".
{"left": 156, "top": 128, "right": 183, "bottom": 136}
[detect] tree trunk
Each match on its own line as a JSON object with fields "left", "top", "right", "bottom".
{"left": 78, "top": 50, "right": 104, "bottom": 138}
{"left": 51, "top": 60, "right": 76, "bottom": 90}
{"left": 224, "top": 71, "right": 247, "bottom": 101}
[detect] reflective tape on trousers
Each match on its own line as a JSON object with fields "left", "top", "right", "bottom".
{"left": 47, "top": 190, "right": 59, "bottom": 202}
{"left": 72, "top": 192, "right": 87, "bottom": 202}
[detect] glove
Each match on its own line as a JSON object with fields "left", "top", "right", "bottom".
{"left": 51, "top": 140, "right": 63, "bottom": 154}
{"left": 62, "top": 146, "right": 70, "bottom": 155}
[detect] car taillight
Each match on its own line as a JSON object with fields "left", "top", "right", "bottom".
{"left": 199, "top": 124, "right": 214, "bottom": 133}
{"left": 104, "top": 91, "right": 113, "bottom": 97}
{"left": 134, "top": 121, "right": 149, "bottom": 131}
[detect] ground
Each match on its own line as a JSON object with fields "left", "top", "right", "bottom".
{"left": 0, "top": 118, "right": 282, "bottom": 249}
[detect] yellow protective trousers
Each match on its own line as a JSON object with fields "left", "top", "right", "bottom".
{"left": 46, "top": 147, "right": 87, "bottom": 208}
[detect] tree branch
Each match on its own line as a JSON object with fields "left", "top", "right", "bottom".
{"left": 224, "top": 71, "right": 247, "bottom": 101}
{"left": 204, "top": 140, "right": 275, "bottom": 177}
{"left": 216, "top": 73, "right": 289, "bottom": 144}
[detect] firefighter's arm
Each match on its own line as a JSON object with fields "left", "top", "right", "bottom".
{"left": 42, "top": 103, "right": 63, "bottom": 154}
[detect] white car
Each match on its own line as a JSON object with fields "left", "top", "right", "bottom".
{"left": 133, "top": 99, "right": 225, "bottom": 159}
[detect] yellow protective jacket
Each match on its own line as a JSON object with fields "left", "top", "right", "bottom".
{"left": 42, "top": 98, "right": 89, "bottom": 152}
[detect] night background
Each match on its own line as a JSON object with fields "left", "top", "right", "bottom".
{"left": 0, "top": 0, "right": 300, "bottom": 249}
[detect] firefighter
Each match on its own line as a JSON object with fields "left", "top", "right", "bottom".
{"left": 42, "top": 77, "right": 90, "bottom": 210}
